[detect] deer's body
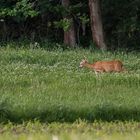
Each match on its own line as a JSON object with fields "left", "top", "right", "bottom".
{"left": 79, "top": 58, "right": 125, "bottom": 73}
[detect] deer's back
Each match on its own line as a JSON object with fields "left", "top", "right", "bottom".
{"left": 93, "top": 60, "right": 123, "bottom": 72}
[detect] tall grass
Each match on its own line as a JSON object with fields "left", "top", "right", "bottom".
{"left": 0, "top": 121, "right": 140, "bottom": 140}
{"left": 0, "top": 46, "right": 139, "bottom": 122}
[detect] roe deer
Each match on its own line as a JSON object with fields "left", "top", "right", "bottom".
{"left": 79, "top": 57, "right": 126, "bottom": 73}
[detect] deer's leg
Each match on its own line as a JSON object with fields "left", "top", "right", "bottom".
{"left": 94, "top": 70, "right": 98, "bottom": 75}
{"left": 94, "top": 69, "right": 104, "bottom": 76}
{"left": 96, "top": 69, "right": 104, "bottom": 73}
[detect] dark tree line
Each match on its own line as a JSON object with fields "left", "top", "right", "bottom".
{"left": 0, "top": 0, "right": 140, "bottom": 50}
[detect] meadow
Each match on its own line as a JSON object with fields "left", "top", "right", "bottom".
{"left": 0, "top": 44, "right": 140, "bottom": 139}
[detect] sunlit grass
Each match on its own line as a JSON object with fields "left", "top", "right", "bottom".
{"left": 0, "top": 45, "right": 140, "bottom": 139}
{"left": 0, "top": 121, "right": 140, "bottom": 140}
{"left": 0, "top": 47, "right": 140, "bottom": 122}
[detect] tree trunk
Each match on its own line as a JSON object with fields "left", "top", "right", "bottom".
{"left": 62, "top": 0, "right": 76, "bottom": 47}
{"left": 89, "top": 0, "right": 107, "bottom": 50}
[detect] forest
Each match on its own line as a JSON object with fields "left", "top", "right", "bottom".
{"left": 0, "top": 1, "right": 140, "bottom": 140}
{"left": 0, "top": 0, "right": 140, "bottom": 50}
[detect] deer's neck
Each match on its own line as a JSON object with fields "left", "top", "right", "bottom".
{"left": 84, "top": 63, "right": 94, "bottom": 69}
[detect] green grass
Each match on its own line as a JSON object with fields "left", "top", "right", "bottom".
{"left": 0, "top": 121, "right": 140, "bottom": 140}
{"left": 0, "top": 47, "right": 140, "bottom": 122}
{"left": 0, "top": 45, "right": 140, "bottom": 139}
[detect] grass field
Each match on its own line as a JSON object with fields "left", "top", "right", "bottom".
{"left": 0, "top": 45, "right": 140, "bottom": 139}
{"left": 0, "top": 121, "right": 140, "bottom": 140}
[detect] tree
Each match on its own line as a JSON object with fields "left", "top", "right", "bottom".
{"left": 88, "top": 0, "right": 107, "bottom": 50}
{"left": 62, "top": 0, "right": 76, "bottom": 47}
{"left": 0, "top": 0, "right": 140, "bottom": 50}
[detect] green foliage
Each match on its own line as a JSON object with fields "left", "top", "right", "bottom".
{"left": 0, "top": 44, "right": 139, "bottom": 139}
{"left": 0, "top": 99, "right": 9, "bottom": 122}
{"left": 0, "top": 0, "right": 140, "bottom": 49}
{"left": 78, "top": 13, "right": 90, "bottom": 24}
{"left": 102, "top": 0, "right": 140, "bottom": 49}
{"left": 54, "top": 18, "right": 72, "bottom": 31}
{"left": 0, "top": 44, "right": 140, "bottom": 122}
{"left": 0, "top": 119, "right": 140, "bottom": 140}
{"left": 0, "top": 0, "right": 38, "bottom": 20}
{"left": 1, "top": 121, "right": 140, "bottom": 140}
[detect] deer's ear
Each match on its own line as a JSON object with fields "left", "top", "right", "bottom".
{"left": 83, "top": 59, "right": 88, "bottom": 63}
{"left": 81, "top": 59, "right": 86, "bottom": 63}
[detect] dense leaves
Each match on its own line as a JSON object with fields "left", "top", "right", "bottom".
{"left": 0, "top": 0, "right": 140, "bottom": 50}
{"left": 102, "top": 0, "right": 140, "bottom": 50}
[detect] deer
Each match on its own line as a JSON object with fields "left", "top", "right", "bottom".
{"left": 79, "top": 57, "right": 126, "bottom": 74}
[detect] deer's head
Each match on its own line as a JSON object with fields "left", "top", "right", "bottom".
{"left": 79, "top": 57, "right": 88, "bottom": 68}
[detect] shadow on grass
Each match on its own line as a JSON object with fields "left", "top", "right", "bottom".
{"left": 2, "top": 104, "right": 140, "bottom": 123}
{"left": 0, "top": 99, "right": 11, "bottom": 122}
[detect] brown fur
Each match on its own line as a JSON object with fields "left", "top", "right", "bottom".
{"left": 79, "top": 58, "right": 126, "bottom": 73}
